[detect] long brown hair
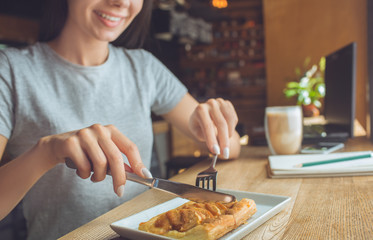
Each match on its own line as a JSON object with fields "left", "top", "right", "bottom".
{"left": 38, "top": 0, "right": 153, "bottom": 49}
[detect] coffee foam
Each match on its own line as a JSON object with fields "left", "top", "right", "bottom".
{"left": 265, "top": 107, "right": 303, "bottom": 155}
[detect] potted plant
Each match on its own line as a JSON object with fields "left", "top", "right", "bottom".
{"left": 283, "top": 57, "right": 326, "bottom": 117}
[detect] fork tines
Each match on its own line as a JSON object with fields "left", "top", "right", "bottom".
{"left": 195, "top": 172, "right": 217, "bottom": 191}
{"left": 195, "top": 154, "right": 218, "bottom": 191}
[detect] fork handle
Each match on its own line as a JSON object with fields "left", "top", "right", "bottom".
{"left": 210, "top": 154, "right": 218, "bottom": 168}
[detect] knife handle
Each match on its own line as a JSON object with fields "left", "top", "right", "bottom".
{"left": 64, "top": 157, "right": 153, "bottom": 187}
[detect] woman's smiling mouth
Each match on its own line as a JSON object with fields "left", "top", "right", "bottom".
{"left": 94, "top": 10, "right": 127, "bottom": 28}
{"left": 95, "top": 10, "right": 122, "bottom": 22}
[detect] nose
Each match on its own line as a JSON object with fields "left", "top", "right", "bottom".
{"left": 108, "top": 0, "right": 130, "bottom": 8}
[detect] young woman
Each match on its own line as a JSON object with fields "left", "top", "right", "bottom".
{"left": 0, "top": 0, "right": 241, "bottom": 239}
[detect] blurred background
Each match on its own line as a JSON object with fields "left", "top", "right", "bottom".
{"left": 0, "top": 0, "right": 370, "bottom": 239}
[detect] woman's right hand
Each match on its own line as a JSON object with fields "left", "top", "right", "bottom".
{"left": 39, "top": 124, "right": 152, "bottom": 197}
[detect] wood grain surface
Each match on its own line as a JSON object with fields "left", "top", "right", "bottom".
{"left": 263, "top": 0, "right": 368, "bottom": 129}
{"left": 59, "top": 137, "right": 373, "bottom": 240}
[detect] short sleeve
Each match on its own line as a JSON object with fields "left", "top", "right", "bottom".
{"left": 0, "top": 51, "right": 15, "bottom": 139}
{"left": 145, "top": 51, "right": 188, "bottom": 115}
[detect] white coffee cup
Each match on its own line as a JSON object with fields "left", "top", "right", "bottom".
{"left": 264, "top": 106, "right": 303, "bottom": 155}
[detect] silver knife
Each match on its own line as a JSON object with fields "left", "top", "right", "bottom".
{"left": 65, "top": 158, "right": 236, "bottom": 203}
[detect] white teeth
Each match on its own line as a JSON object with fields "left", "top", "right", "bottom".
{"left": 97, "top": 11, "right": 121, "bottom": 22}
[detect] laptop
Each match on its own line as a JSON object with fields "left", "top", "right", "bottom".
{"left": 302, "top": 42, "right": 357, "bottom": 144}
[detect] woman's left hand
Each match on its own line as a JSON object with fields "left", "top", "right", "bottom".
{"left": 188, "top": 98, "right": 238, "bottom": 159}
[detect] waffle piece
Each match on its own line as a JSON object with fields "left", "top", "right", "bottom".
{"left": 138, "top": 198, "right": 257, "bottom": 240}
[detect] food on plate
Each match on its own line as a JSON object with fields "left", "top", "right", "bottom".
{"left": 138, "top": 198, "right": 257, "bottom": 240}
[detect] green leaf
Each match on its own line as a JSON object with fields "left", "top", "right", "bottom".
{"left": 303, "top": 97, "right": 311, "bottom": 105}
{"left": 297, "top": 95, "right": 304, "bottom": 105}
{"left": 299, "top": 77, "right": 309, "bottom": 88}
{"left": 319, "top": 57, "right": 326, "bottom": 72}
{"left": 306, "top": 65, "right": 317, "bottom": 78}
{"left": 299, "top": 90, "right": 309, "bottom": 98}
{"left": 316, "top": 83, "right": 326, "bottom": 97}
{"left": 313, "top": 100, "right": 321, "bottom": 108}
{"left": 284, "top": 89, "right": 297, "bottom": 97}
{"left": 308, "top": 77, "right": 318, "bottom": 87}
{"left": 286, "top": 82, "right": 300, "bottom": 88}
{"left": 314, "top": 76, "right": 324, "bottom": 84}
{"left": 303, "top": 57, "right": 311, "bottom": 68}
{"left": 295, "top": 67, "right": 301, "bottom": 77}
{"left": 284, "top": 56, "right": 326, "bottom": 105}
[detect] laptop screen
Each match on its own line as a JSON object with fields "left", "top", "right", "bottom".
{"left": 323, "top": 42, "right": 356, "bottom": 137}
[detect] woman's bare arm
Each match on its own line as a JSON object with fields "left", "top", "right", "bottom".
{"left": 0, "top": 135, "right": 55, "bottom": 220}
{"left": 0, "top": 124, "right": 151, "bottom": 221}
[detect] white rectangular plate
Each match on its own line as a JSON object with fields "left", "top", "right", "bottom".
{"left": 110, "top": 189, "right": 291, "bottom": 240}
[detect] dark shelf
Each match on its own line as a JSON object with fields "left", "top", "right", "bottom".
{"left": 178, "top": 1, "right": 266, "bottom": 135}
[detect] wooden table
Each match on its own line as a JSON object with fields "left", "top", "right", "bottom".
{"left": 60, "top": 137, "right": 373, "bottom": 239}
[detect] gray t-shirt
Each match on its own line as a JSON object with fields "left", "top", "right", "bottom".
{"left": 0, "top": 43, "right": 187, "bottom": 239}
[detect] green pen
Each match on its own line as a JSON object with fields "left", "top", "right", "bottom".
{"left": 295, "top": 153, "right": 373, "bottom": 168}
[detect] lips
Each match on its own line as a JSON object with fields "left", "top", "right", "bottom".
{"left": 94, "top": 10, "right": 126, "bottom": 27}
{"left": 95, "top": 11, "right": 121, "bottom": 22}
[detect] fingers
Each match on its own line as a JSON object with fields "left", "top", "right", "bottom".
{"left": 77, "top": 128, "right": 108, "bottom": 183}
{"left": 216, "top": 99, "right": 238, "bottom": 137}
{"left": 58, "top": 124, "right": 150, "bottom": 198}
{"left": 191, "top": 98, "right": 238, "bottom": 159}
{"left": 193, "top": 104, "right": 220, "bottom": 154}
{"left": 97, "top": 133, "right": 126, "bottom": 196}
{"left": 63, "top": 137, "right": 92, "bottom": 179}
{"left": 209, "top": 99, "right": 229, "bottom": 156}
{"left": 108, "top": 125, "right": 152, "bottom": 179}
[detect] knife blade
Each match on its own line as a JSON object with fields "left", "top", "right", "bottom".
{"left": 65, "top": 158, "right": 236, "bottom": 203}
{"left": 126, "top": 171, "right": 236, "bottom": 203}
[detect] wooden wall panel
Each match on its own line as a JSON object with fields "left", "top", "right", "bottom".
{"left": 263, "top": 0, "right": 368, "bottom": 129}
{"left": 0, "top": 14, "right": 39, "bottom": 44}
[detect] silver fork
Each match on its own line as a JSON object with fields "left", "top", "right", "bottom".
{"left": 195, "top": 154, "right": 218, "bottom": 191}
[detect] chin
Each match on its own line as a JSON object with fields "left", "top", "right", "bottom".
{"left": 98, "top": 33, "right": 122, "bottom": 43}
